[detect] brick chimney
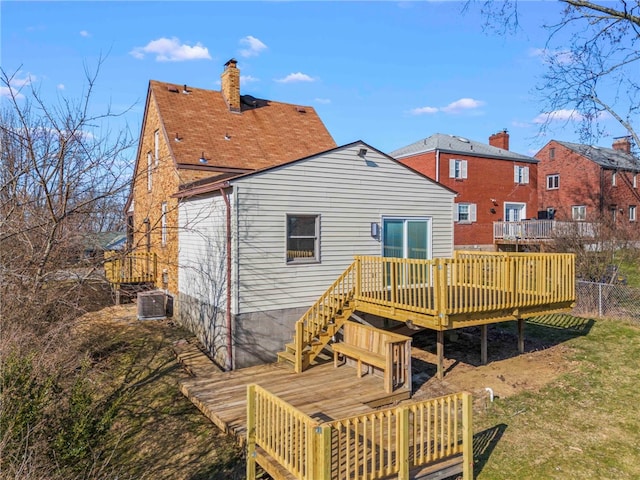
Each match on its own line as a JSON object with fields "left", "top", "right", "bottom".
{"left": 489, "top": 129, "right": 510, "bottom": 150}
{"left": 612, "top": 136, "right": 631, "bottom": 154}
{"left": 221, "top": 58, "right": 240, "bottom": 112}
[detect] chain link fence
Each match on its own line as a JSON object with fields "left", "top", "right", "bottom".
{"left": 574, "top": 280, "right": 640, "bottom": 322}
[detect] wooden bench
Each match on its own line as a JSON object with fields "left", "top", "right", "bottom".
{"left": 333, "top": 321, "right": 412, "bottom": 393}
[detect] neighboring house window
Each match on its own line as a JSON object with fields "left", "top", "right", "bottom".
{"left": 514, "top": 165, "right": 530, "bottom": 184}
{"left": 634, "top": 174, "right": 638, "bottom": 189}
{"left": 610, "top": 205, "right": 618, "bottom": 223}
{"left": 549, "top": 147, "right": 555, "bottom": 160}
{"left": 286, "top": 214, "right": 319, "bottom": 263}
{"left": 630, "top": 205, "right": 637, "bottom": 222}
{"left": 154, "top": 130, "right": 160, "bottom": 166}
{"left": 449, "top": 159, "right": 468, "bottom": 179}
{"left": 147, "top": 152, "right": 152, "bottom": 191}
{"left": 455, "top": 203, "right": 477, "bottom": 223}
{"left": 161, "top": 202, "right": 167, "bottom": 246}
{"left": 612, "top": 171, "right": 617, "bottom": 186}
{"left": 572, "top": 205, "right": 586, "bottom": 221}
{"left": 547, "top": 174, "right": 559, "bottom": 189}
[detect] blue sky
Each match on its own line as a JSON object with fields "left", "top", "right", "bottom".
{"left": 1, "top": 1, "right": 622, "bottom": 158}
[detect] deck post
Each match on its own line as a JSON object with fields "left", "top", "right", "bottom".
{"left": 398, "top": 407, "right": 410, "bottom": 479}
{"left": 437, "top": 330, "right": 444, "bottom": 380}
{"left": 517, "top": 318, "right": 525, "bottom": 354}
{"left": 295, "top": 322, "right": 303, "bottom": 373}
{"left": 246, "top": 384, "right": 257, "bottom": 480}
{"left": 462, "top": 392, "right": 474, "bottom": 480}
{"left": 313, "top": 425, "right": 332, "bottom": 480}
{"left": 480, "top": 324, "right": 488, "bottom": 365}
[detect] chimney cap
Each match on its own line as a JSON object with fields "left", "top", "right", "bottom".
{"left": 224, "top": 58, "right": 238, "bottom": 67}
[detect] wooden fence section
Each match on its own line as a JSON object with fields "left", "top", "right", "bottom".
{"left": 103, "top": 252, "right": 156, "bottom": 285}
{"left": 246, "top": 384, "right": 473, "bottom": 480}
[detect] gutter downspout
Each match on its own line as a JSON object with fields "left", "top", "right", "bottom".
{"left": 220, "top": 186, "right": 233, "bottom": 371}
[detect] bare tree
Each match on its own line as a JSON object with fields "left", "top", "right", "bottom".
{"left": 468, "top": 0, "right": 639, "bottom": 149}
{"left": 0, "top": 60, "right": 135, "bottom": 478}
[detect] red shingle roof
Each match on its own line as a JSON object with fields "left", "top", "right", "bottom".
{"left": 150, "top": 80, "right": 337, "bottom": 171}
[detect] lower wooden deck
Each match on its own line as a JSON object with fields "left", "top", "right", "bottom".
{"left": 178, "top": 351, "right": 410, "bottom": 443}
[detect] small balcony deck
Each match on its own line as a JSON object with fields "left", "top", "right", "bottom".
{"left": 103, "top": 252, "right": 156, "bottom": 286}
{"left": 494, "top": 220, "right": 596, "bottom": 247}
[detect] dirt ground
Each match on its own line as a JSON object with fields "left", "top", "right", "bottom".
{"left": 81, "top": 304, "right": 573, "bottom": 411}
{"left": 406, "top": 325, "right": 572, "bottom": 407}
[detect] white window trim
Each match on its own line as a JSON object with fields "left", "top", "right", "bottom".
{"left": 449, "top": 159, "right": 468, "bottom": 179}
{"left": 161, "top": 202, "right": 167, "bottom": 246}
{"left": 612, "top": 171, "right": 617, "bottom": 186}
{"left": 286, "top": 214, "right": 320, "bottom": 264}
{"left": 154, "top": 130, "right": 160, "bottom": 166}
{"left": 147, "top": 151, "right": 152, "bottom": 191}
{"left": 572, "top": 205, "right": 586, "bottom": 221}
{"left": 634, "top": 174, "right": 638, "bottom": 189}
{"left": 514, "top": 165, "right": 530, "bottom": 184}
{"left": 455, "top": 203, "right": 477, "bottom": 223}
{"left": 547, "top": 174, "right": 559, "bottom": 190}
{"left": 630, "top": 205, "right": 637, "bottom": 222}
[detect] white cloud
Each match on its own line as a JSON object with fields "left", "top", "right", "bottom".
{"left": 275, "top": 72, "right": 315, "bottom": 83}
{"left": 530, "top": 47, "right": 574, "bottom": 65}
{"left": 80, "top": 30, "right": 90, "bottom": 37}
{"left": 0, "top": 74, "right": 34, "bottom": 99}
{"left": 410, "top": 98, "right": 485, "bottom": 115}
{"left": 240, "top": 75, "right": 259, "bottom": 84}
{"left": 239, "top": 35, "right": 267, "bottom": 58}
{"left": 441, "top": 98, "right": 485, "bottom": 114}
{"left": 533, "top": 109, "right": 583, "bottom": 124}
{"left": 130, "top": 37, "right": 211, "bottom": 62}
{"left": 315, "top": 98, "right": 331, "bottom": 104}
{"left": 410, "top": 106, "right": 439, "bottom": 115}
{"left": 57, "top": 84, "right": 65, "bottom": 90}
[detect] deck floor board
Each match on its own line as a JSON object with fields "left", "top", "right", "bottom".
{"left": 179, "top": 356, "right": 408, "bottom": 441}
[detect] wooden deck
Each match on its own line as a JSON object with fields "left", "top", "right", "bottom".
{"left": 178, "top": 355, "right": 410, "bottom": 443}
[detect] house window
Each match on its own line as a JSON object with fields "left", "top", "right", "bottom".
{"left": 549, "top": 147, "right": 555, "bottom": 160}
{"left": 612, "top": 171, "right": 617, "bottom": 186}
{"left": 456, "top": 203, "right": 477, "bottom": 223}
{"left": 547, "top": 174, "right": 559, "bottom": 190}
{"left": 449, "top": 159, "right": 468, "bottom": 179}
{"left": 514, "top": 165, "right": 530, "bottom": 184}
{"left": 572, "top": 205, "right": 586, "bottom": 221}
{"left": 147, "top": 152, "right": 152, "bottom": 191}
{"left": 634, "top": 174, "right": 638, "bottom": 189}
{"left": 154, "top": 130, "right": 160, "bottom": 166}
{"left": 161, "top": 202, "right": 167, "bottom": 246}
{"left": 630, "top": 205, "right": 637, "bottom": 222}
{"left": 286, "top": 215, "right": 319, "bottom": 263}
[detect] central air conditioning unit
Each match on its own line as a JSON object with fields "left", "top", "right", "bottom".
{"left": 137, "top": 290, "right": 167, "bottom": 320}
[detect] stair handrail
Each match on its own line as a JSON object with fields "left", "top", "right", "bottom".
{"left": 294, "top": 260, "right": 357, "bottom": 373}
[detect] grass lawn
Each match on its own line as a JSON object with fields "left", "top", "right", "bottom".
{"left": 472, "top": 316, "right": 640, "bottom": 479}
{"left": 73, "top": 305, "right": 244, "bottom": 480}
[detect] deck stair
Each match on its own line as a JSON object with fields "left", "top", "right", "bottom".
{"left": 277, "top": 261, "right": 357, "bottom": 373}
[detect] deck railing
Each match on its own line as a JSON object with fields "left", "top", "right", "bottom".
{"left": 494, "top": 220, "right": 596, "bottom": 241}
{"left": 246, "top": 384, "right": 473, "bottom": 480}
{"left": 354, "top": 252, "right": 575, "bottom": 325}
{"left": 294, "top": 261, "right": 357, "bottom": 372}
{"left": 103, "top": 252, "right": 157, "bottom": 285}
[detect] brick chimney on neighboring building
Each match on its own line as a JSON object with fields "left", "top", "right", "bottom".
{"left": 489, "top": 128, "right": 509, "bottom": 150}
{"left": 221, "top": 58, "right": 241, "bottom": 112}
{"left": 612, "top": 136, "right": 632, "bottom": 154}
{"left": 489, "top": 129, "right": 510, "bottom": 150}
